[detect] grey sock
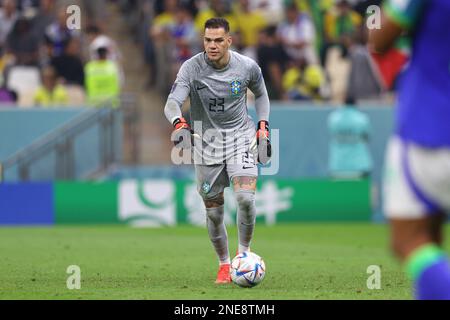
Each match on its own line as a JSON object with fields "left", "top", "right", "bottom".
{"left": 235, "top": 191, "right": 256, "bottom": 251}
{"left": 206, "top": 205, "right": 230, "bottom": 264}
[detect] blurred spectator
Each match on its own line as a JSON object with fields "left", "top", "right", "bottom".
{"left": 0, "top": 0, "right": 18, "bottom": 49}
{"left": 153, "top": 0, "right": 166, "bottom": 16}
{"left": 321, "top": 0, "right": 362, "bottom": 66}
{"left": 346, "top": 25, "right": 384, "bottom": 102}
{"left": 277, "top": 3, "right": 317, "bottom": 65}
{"left": 6, "top": 17, "right": 40, "bottom": 66}
{"left": 248, "top": 0, "right": 284, "bottom": 25}
{"left": 32, "top": 0, "right": 57, "bottom": 43}
{"left": 50, "top": 37, "right": 85, "bottom": 87}
{"left": 82, "top": 0, "right": 107, "bottom": 29}
{"left": 178, "top": 0, "right": 198, "bottom": 17}
{"left": 150, "top": 0, "right": 178, "bottom": 94}
{"left": 234, "top": 0, "right": 268, "bottom": 59}
{"left": 16, "top": 0, "right": 40, "bottom": 13}
{"left": 84, "top": 47, "right": 120, "bottom": 107}
{"left": 171, "top": 4, "right": 200, "bottom": 78}
{"left": 0, "top": 86, "right": 17, "bottom": 104}
{"left": 33, "top": 66, "right": 69, "bottom": 106}
{"left": 0, "top": 44, "right": 14, "bottom": 74}
{"left": 87, "top": 24, "right": 125, "bottom": 87}
{"left": 44, "top": 6, "right": 80, "bottom": 58}
{"left": 0, "top": 73, "right": 17, "bottom": 104}
{"left": 151, "top": 0, "right": 177, "bottom": 39}
{"left": 327, "top": 98, "right": 373, "bottom": 179}
{"left": 282, "top": 60, "right": 327, "bottom": 101}
{"left": 295, "top": 0, "right": 333, "bottom": 58}
{"left": 86, "top": 24, "right": 122, "bottom": 63}
{"left": 194, "top": 0, "right": 238, "bottom": 34}
{"left": 256, "top": 25, "right": 288, "bottom": 100}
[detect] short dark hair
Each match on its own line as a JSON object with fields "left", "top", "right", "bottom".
{"left": 204, "top": 17, "right": 230, "bottom": 33}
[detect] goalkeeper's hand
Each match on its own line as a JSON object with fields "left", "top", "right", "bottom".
{"left": 172, "top": 117, "right": 200, "bottom": 148}
{"left": 250, "top": 120, "right": 272, "bottom": 165}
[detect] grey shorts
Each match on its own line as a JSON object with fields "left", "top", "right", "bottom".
{"left": 195, "top": 151, "right": 258, "bottom": 200}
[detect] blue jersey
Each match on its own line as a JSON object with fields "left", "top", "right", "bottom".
{"left": 384, "top": 0, "right": 450, "bottom": 147}
{"left": 328, "top": 107, "right": 373, "bottom": 176}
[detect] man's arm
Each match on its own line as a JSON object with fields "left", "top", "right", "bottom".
{"left": 248, "top": 62, "right": 270, "bottom": 122}
{"left": 249, "top": 61, "right": 271, "bottom": 164}
{"left": 164, "top": 63, "right": 191, "bottom": 124}
{"left": 164, "top": 63, "right": 198, "bottom": 147}
{"left": 368, "top": 10, "right": 403, "bottom": 54}
{"left": 368, "top": 0, "right": 425, "bottom": 54}
{"left": 164, "top": 99, "right": 184, "bottom": 125}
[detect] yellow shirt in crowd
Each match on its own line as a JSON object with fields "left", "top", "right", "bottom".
{"left": 234, "top": 10, "right": 267, "bottom": 47}
{"left": 34, "top": 85, "right": 69, "bottom": 107}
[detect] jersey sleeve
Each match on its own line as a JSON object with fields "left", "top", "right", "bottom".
{"left": 167, "top": 61, "right": 192, "bottom": 106}
{"left": 383, "top": 0, "right": 426, "bottom": 29}
{"left": 248, "top": 60, "right": 266, "bottom": 98}
{"left": 164, "top": 61, "right": 192, "bottom": 123}
{"left": 248, "top": 60, "right": 270, "bottom": 122}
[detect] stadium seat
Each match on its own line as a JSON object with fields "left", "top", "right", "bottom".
{"left": 7, "top": 66, "right": 41, "bottom": 108}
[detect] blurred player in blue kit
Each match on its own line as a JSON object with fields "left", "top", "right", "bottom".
{"left": 369, "top": 0, "right": 450, "bottom": 299}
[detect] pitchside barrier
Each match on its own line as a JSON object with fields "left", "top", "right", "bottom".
{"left": 0, "top": 108, "right": 85, "bottom": 161}
{"left": 0, "top": 179, "right": 370, "bottom": 226}
{"left": 0, "top": 103, "right": 393, "bottom": 223}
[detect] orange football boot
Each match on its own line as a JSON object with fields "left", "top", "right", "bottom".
{"left": 215, "top": 263, "right": 231, "bottom": 284}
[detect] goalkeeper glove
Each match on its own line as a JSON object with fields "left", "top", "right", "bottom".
{"left": 250, "top": 120, "right": 272, "bottom": 164}
{"left": 172, "top": 117, "right": 200, "bottom": 148}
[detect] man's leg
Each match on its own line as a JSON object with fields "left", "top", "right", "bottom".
{"left": 384, "top": 136, "right": 450, "bottom": 299}
{"left": 196, "top": 163, "right": 232, "bottom": 284}
{"left": 232, "top": 176, "right": 257, "bottom": 254}
{"left": 390, "top": 214, "right": 450, "bottom": 300}
{"left": 204, "top": 192, "right": 230, "bottom": 266}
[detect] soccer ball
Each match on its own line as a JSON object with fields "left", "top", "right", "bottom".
{"left": 230, "top": 252, "right": 266, "bottom": 288}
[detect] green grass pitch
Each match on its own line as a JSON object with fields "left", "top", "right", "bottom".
{"left": 1, "top": 223, "right": 448, "bottom": 300}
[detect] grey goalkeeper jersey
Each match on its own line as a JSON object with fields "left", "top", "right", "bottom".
{"left": 165, "top": 50, "right": 270, "bottom": 165}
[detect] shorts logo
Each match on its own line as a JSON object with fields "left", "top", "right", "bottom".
{"left": 230, "top": 80, "right": 242, "bottom": 96}
{"left": 201, "top": 182, "right": 211, "bottom": 195}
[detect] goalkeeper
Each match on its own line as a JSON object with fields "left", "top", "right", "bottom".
{"left": 164, "top": 17, "right": 271, "bottom": 284}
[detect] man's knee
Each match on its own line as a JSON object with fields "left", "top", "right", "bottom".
{"left": 206, "top": 204, "right": 224, "bottom": 226}
{"left": 235, "top": 191, "right": 256, "bottom": 225}
{"left": 203, "top": 193, "right": 224, "bottom": 225}
{"left": 236, "top": 191, "right": 255, "bottom": 211}
{"left": 203, "top": 193, "right": 224, "bottom": 208}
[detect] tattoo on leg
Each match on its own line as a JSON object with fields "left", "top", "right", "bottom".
{"left": 232, "top": 176, "right": 257, "bottom": 191}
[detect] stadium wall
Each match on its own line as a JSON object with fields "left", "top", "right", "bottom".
{"left": 249, "top": 104, "right": 394, "bottom": 222}
{"left": 0, "top": 179, "right": 370, "bottom": 226}
{"left": 0, "top": 108, "right": 123, "bottom": 181}
{"left": 0, "top": 108, "right": 86, "bottom": 161}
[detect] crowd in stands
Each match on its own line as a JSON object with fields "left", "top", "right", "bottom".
{"left": 0, "top": 0, "right": 121, "bottom": 108}
{"left": 121, "top": 0, "right": 406, "bottom": 104}
{"left": 1, "top": 0, "right": 409, "bottom": 108}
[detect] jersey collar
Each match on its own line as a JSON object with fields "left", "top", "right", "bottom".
{"left": 203, "top": 50, "right": 233, "bottom": 72}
